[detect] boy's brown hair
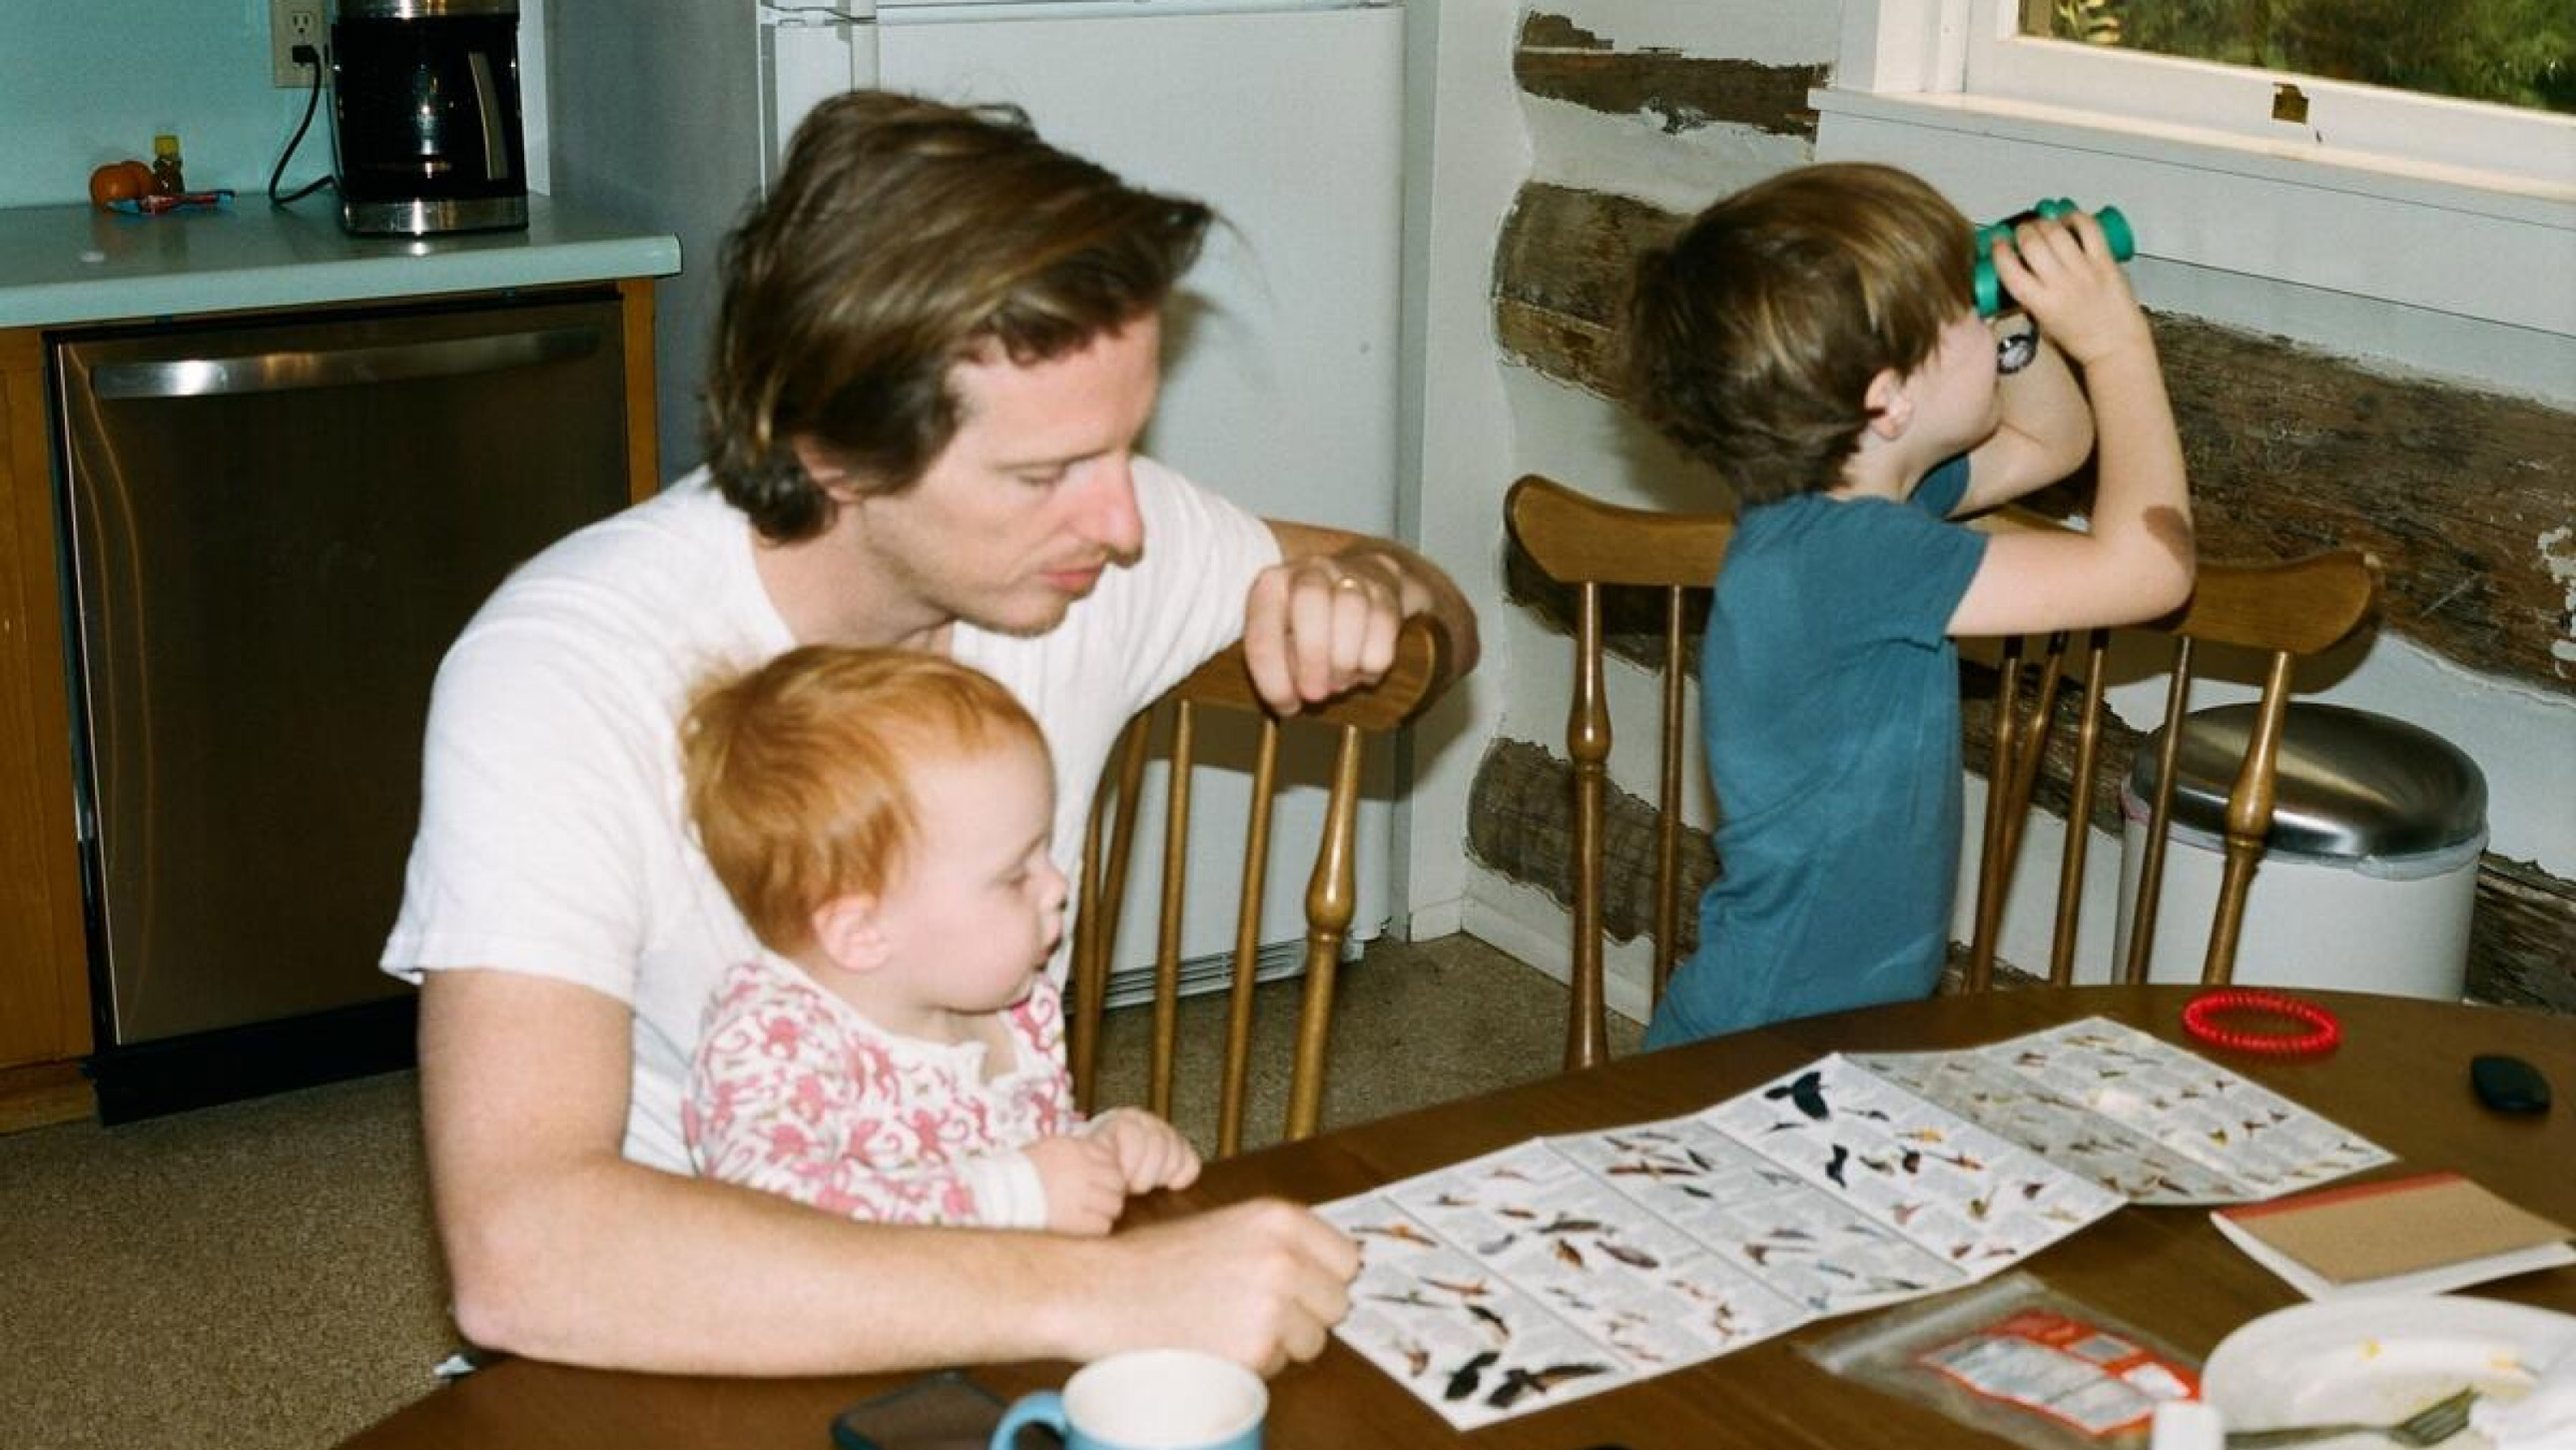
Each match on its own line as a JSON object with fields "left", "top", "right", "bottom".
{"left": 703, "top": 91, "right": 1214, "bottom": 542}
{"left": 1621, "top": 163, "right": 1976, "bottom": 507}
{"left": 681, "top": 647, "right": 1047, "bottom": 956}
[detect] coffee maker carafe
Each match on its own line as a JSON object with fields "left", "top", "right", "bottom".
{"left": 329, "top": 0, "right": 528, "bottom": 236}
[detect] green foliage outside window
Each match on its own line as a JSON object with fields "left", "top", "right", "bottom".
{"left": 2047, "top": 0, "right": 2575, "bottom": 115}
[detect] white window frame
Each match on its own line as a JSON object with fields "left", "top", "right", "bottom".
{"left": 1817, "top": 0, "right": 2576, "bottom": 341}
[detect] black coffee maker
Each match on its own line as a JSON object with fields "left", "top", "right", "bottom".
{"left": 329, "top": 0, "right": 528, "bottom": 236}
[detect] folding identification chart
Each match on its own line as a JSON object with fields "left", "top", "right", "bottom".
{"left": 1853, "top": 1018, "right": 2393, "bottom": 1204}
{"left": 1324, "top": 1018, "right": 2391, "bottom": 1429}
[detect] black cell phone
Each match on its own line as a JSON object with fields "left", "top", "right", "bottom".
{"left": 831, "top": 1371, "right": 1008, "bottom": 1450}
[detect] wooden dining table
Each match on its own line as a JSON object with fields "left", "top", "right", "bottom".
{"left": 340, "top": 985, "right": 2574, "bottom": 1449}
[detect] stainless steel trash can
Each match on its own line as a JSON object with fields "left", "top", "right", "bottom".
{"left": 2114, "top": 703, "right": 2487, "bottom": 999}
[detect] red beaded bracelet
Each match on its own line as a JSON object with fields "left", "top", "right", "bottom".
{"left": 2181, "top": 989, "right": 2342, "bottom": 1057}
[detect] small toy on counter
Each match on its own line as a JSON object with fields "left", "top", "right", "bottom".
{"left": 1973, "top": 198, "right": 2137, "bottom": 318}
{"left": 107, "top": 190, "right": 236, "bottom": 216}
{"left": 151, "top": 134, "right": 187, "bottom": 195}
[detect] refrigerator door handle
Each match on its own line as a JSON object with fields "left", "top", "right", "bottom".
{"left": 761, "top": 9, "right": 881, "bottom": 181}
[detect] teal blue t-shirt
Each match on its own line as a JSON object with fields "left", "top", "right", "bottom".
{"left": 1643, "top": 457, "right": 1986, "bottom": 1048}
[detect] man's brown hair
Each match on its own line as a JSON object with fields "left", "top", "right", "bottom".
{"left": 681, "top": 647, "right": 1047, "bottom": 956}
{"left": 1621, "top": 163, "right": 1975, "bottom": 507}
{"left": 704, "top": 91, "right": 1213, "bottom": 540}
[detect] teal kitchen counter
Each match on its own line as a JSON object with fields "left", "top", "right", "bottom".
{"left": 0, "top": 193, "right": 679, "bottom": 329}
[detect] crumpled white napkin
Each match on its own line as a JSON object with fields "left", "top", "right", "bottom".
{"left": 2474, "top": 1343, "right": 2576, "bottom": 1450}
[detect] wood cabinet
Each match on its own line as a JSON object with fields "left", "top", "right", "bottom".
{"left": 0, "top": 325, "right": 87, "bottom": 1072}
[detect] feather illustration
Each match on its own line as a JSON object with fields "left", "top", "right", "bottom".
{"left": 1554, "top": 1238, "right": 1587, "bottom": 1269}
{"left": 1466, "top": 1302, "right": 1512, "bottom": 1342}
{"left": 1485, "top": 1362, "right": 1610, "bottom": 1409}
{"left": 1825, "top": 1143, "right": 1851, "bottom": 1188}
{"left": 1443, "top": 1349, "right": 1498, "bottom": 1401}
{"left": 1608, "top": 1336, "right": 1664, "bottom": 1364}
{"left": 1764, "top": 1070, "right": 1831, "bottom": 1121}
{"left": 1598, "top": 1240, "right": 1659, "bottom": 1270}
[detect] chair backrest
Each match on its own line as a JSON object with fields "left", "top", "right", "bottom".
{"left": 1066, "top": 615, "right": 1460, "bottom": 1156}
{"left": 1965, "top": 510, "right": 2380, "bottom": 990}
{"left": 1504, "top": 474, "right": 1734, "bottom": 1069}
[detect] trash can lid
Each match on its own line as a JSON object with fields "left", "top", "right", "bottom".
{"left": 2122, "top": 703, "right": 2487, "bottom": 860}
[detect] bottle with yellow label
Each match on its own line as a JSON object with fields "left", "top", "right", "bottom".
{"left": 150, "top": 134, "right": 185, "bottom": 196}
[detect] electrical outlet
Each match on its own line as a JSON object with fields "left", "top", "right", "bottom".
{"left": 270, "top": 0, "right": 326, "bottom": 88}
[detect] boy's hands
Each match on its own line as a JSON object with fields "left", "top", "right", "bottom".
{"left": 1026, "top": 1133, "right": 1127, "bottom": 1235}
{"left": 1087, "top": 1106, "right": 1204, "bottom": 1193}
{"left": 1988, "top": 211, "right": 2153, "bottom": 370}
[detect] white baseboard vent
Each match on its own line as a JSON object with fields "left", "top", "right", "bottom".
{"left": 1097, "top": 928, "right": 1377, "bottom": 1012}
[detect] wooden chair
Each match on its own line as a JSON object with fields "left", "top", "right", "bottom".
{"left": 1066, "top": 615, "right": 1461, "bottom": 1156}
{"left": 1504, "top": 474, "right": 1734, "bottom": 1070}
{"left": 1966, "top": 512, "right": 2380, "bottom": 989}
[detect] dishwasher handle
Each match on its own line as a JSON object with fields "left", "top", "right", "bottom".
{"left": 90, "top": 325, "right": 601, "bottom": 399}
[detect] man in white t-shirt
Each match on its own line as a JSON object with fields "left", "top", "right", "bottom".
{"left": 381, "top": 91, "right": 1477, "bottom": 1376}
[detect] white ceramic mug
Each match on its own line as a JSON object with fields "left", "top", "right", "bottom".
{"left": 988, "top": 1348, "right": 1266, "bottom": 1450}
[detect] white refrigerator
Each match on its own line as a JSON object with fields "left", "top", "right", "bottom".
{"left": 547, "top": 0, "right": 1409, "bottom": 999}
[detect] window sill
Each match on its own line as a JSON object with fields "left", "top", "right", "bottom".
{"left": 1810, "top": 87, "right": 2576, "bottom": 338}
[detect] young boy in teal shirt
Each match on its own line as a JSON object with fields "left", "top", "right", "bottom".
{"left": 1623, "top": 164, "right": 2197, "bottom": 1047}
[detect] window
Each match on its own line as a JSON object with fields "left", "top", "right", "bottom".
{"left": 1816, "top": 0, "right": 2576, "bottom": 345}
{"left": 1958, "top": 0, "right": 2574, "bottom": 179}
{"left": 2038, "top": 0, "right": 2574, "bottom": 117}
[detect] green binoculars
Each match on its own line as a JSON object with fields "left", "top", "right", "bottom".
{"left": 1973, "top": 200, "right": 2137, "bottom": 318}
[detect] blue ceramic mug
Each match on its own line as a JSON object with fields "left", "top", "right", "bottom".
{"left": 989, "top": 1348, "right": 1265, "bottom": 1450}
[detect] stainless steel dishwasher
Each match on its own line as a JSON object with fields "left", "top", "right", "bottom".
{"left": 51, "top": 290, "right": 637, "bottom": 1118}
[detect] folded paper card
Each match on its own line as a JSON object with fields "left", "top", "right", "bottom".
{"left": 1323, "top": 1019, "right": 2392, "bottom": 1429}
{"left": 2212, "top": 1171, "right": 2575, "bottom": 1300}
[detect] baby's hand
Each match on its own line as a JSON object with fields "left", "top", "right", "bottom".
{"left": 1087, "top": 1107, "right": 1204, "bottom": 1194}
{"left": 1025, "top": 1133, "right": 1126, "bottom": 1235}
{"left": 1987, "top": 211, "right": 2153, "bottom": 370}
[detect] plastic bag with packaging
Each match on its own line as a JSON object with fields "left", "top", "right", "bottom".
{"left": 1803, "top": 1273, "right": 2201, "bottom": 1450}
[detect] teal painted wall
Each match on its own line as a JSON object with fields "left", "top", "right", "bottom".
{"left": 0, "top": 0, "right": 336, "bottom": 208}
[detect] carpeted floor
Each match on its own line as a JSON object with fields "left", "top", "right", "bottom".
{"left": 0, "top": 933, "right": 1634, "bottom": 1450}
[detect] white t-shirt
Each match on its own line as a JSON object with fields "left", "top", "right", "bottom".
{"left": 381, "top": 460, "right": 1279, "bottom": 1172}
